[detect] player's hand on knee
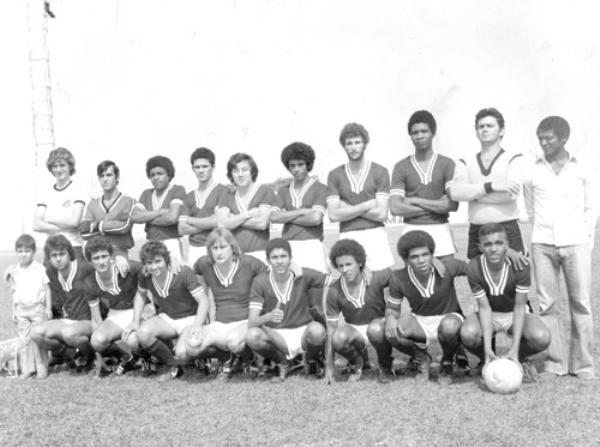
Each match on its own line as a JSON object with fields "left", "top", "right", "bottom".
{"left": 384, "top": 318, "right": 399, "bottom": 340}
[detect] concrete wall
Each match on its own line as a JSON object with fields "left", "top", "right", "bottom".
{"left": 2, "top": 0, "right": 599, "bottom": 249}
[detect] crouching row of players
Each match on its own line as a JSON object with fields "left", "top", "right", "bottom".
{"left": 31, "top": 223, "right": 551, "bottom": 384}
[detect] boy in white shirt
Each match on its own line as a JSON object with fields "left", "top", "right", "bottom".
{"left": 4, "top": 234, "right": 52, "bottom": 379}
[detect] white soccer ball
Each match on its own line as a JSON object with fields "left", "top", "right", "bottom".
{"left": 483, "top": 358, "right": 523, "bottom": 394}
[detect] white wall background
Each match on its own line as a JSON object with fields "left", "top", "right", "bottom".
{"left": 1, "top": 0, "right": 599, "bottom": 249}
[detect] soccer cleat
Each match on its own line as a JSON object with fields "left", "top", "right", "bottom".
{"left": 270, "top": 362, "right": 290, "bottom": 383}
{"left": 347, "top": 355, "right": 364, "bottom": 383}
{"left": 217, "top": 354, "right": 240, "bottom": 381}
{"left": 454, "top": 353, "right": 471, "bottom": 377}
{"left": 361, "top": 348, "right": 372, "bottom": 371}
{"left": 194, "top": 359, "right": 212, "bottom": 376}
{"left": 414, "top": 353, "right": 432, "bottom": 383}
{"left": 157, "top": 365, "right": 183, "bottom": 382}
{"left": 438, "top": 360, "right": 454, "bottom": 386}
{"left": 304, "top": 359, "right": 325, "bottom": 379}
{"left": 521, "top": 361, "right": 539, "bottom": 383}
{"left": 140, "top": 357, "right": 156, "bottom": 377}
{"left": 110, "top": 356, "right": 135, "bottom": 377}
{"left": 470, "top": 360, "right": 485, "bottom": 377}
{"left": 377, "top": 367, "right": 395, "bottom": 384}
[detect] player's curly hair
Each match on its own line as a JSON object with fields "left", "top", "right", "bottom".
{"left": 15, "top": 234, "right": 36, "bottom": 252}
{"left": 396, "top": 230, "right": 436, "bottom": 260}
{"left": 44, "top": 234, "right": 75, "bottom": 262}
{"left": 475, "top": 108, "right": 505, "bottom": 130}
{"left": 537, "top": 116, "right": 570, "bottom": 141}
{"left": 190, "top": 147, "right": 215, "bottom": 166}
{"left": 46, "top": 147, "right": 76, "bottom": 175}
{"left": 265, "top": 238, "right": 292, "bottom": 259}
{"left": 329, "top": 239, "right": 366, "bottom": 270}
{"left": 408, "top": 110, "right": 437, "bottom": 135}
{"left": 478, "top": 222, "right": 507, "bottom": 239}
{"left": 280, "top": 142, "right": 315, "bottom": 172}
{"left": 205, "top": 228, "right": 242, "bottom": 264}
{"left": 226, "top": 153, "right": 259, "bottom": 183}
{"left": 339, "top": 122, "right": 369, "bottom": 146}
{"left": 84, "top": 236, "right": 114, "bottom": 261}
{"left": 139, "top": 241, "right": 171, "bottom": 267}
{"left": 145, "top": 155, "right": 175, "bottom": 180}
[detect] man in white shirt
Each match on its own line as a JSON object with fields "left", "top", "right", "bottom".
{"left": 523, "top": 115, "right": 596, "bottom": 379}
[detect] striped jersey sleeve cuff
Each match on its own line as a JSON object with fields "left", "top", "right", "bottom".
{"left": 172, "top": 198, "right": 184, "bottom": 205}
{"left": 190, "top": 286, "right": 204, "bottom": 296}
{"left": 326, "top": 195, "right": 340, "bottom": 203}
{"left": 88, "top": 299, "right": 100, "bottom": 307}
{"left": 138, "top": 286, "right": 147, "bottom": 294}
{"left": 515, "top": 285, "right": 529, "bottom": 294}
{"left": 389, "top": 188, "right": 405, "bottom": 197}
{"left": 473, "top": 290, "right": 486, "bottom": 300}
{"left": 178, "top": 215, "right": 190, "bottom": 223}
{"left": 445, "top": 180, "right": 453, "bottom": 190}
{"left": 388, "top": 296, "right": 403, "bottom": 305}
{"left": 326, "top": 316, "right": 339, "bottom": 322}
{"left": 258, "top": 204, "right": 272, "bottom": 209}
{"left": 375, "top": 192, "right": 390, "bottom": 198}
{"left": 312, "top": 205, "right": 326, "bottom": 214}
{"left": 249, "top": 302, "right": 263, "bottom": 310}
{"left": 134, "top": 203, "right": 146, "bottom": 210}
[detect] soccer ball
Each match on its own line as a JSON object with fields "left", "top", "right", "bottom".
{"left": 483, "top": 358, "right": 523, "bottom": 394}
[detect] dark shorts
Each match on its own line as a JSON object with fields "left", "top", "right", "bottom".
{"left": 467, "top": 219, "right": 525, "bottom": 259}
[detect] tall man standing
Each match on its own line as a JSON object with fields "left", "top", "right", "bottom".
{"left": 524, "top": 116, "right": 596, "bottom": 379}
{"left": 326, "top": 123, "right": 394, "bottom": 270}
{"left": 449, "top": 108, "right": 527, "bottom": 259}
{"left": 390, "top": 110, "right": 458, "bottom": 258}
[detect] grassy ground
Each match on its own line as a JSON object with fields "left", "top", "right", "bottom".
{"left": 1, "top": 224, "right": 600, "bottom": 446}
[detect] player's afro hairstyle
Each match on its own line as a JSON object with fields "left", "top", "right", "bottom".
{"left": 205, "top": 228, "right": 242, "bottom": 264}
{"left": 329, "top": 239, "right": 367, "bottom": 270}
{"left": 97, "top": 160, "right": 120, "bottom": 178}
{"left": 408, "top": 110, "right": 437, "bottom": 135}
{"left": 280, "top": 142, "right": 315, "bottom": 172}
{"left": 475, "top": 108, "right": 505, "bottom": 130}
{"left": 190, "top": 147, "right": 216, "bottom": 166}
{"left": 537, "top": 116, "right": 571, "bottom": 141}
{"left": 396, "top": 230, "right": 436, "bottom": 260}
{"left": 15, "top": 234, "right": 36, "bottom": 252}
{"left": 139, "top": 240, "right": 171, "bottom": 267}
{"left": 265, "top": 238, "right": 292, "bottom": 259}
{"left": 84, "top": 236, "right": 114, "bottom": 261}
{"left": 46, "top": 147, "right": 76, "bottom": 175}
{"left": 44, "top": 234, "right": 75, "bottom": 262}
{"left": 145, "top": 155, "right": 175, "bottom": 180}
{"left": 226, "top": 153, "right": 259, "bottom": 183}
{"left": 339, "top": 122, "right": 370, "bottom": 146}
{"left": 478, "top": 222, "right": 507, "bottom": 239}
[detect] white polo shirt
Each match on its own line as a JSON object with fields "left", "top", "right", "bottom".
{"left": 523, "top": 154, "right": 596, "bottom": 247}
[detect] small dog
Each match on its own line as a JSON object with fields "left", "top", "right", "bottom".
{"left": 0, "top": 337, "right": 20, "bottom": 377}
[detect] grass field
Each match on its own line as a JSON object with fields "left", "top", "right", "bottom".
{"left": 1, "top": 224, "right": 600, "bottom": 446}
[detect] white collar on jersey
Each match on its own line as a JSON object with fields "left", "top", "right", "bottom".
{"left": 269, "top": 270, "right": 295, "bottom": 305}
{"left": 194, "top": 180, "right": 217, "bottom": 209}
{"left": 213, "top": 259, "right": 240, "bottom": 287}
{"left": 152, "top": 268, "right": 174, "bottom": 298}
{"left": 407, "top": 266, "right": 436, "bottom": 298}
{"left": 480, "top": 256, "right": 509, "bottom": 296}
{"left": 289, "top": 177, "right": 315, "bottom": 209}
{"left": 340, "top": 273, "right": 367, "bottom": 309}
{"left": 409, "top": 153, "right": 438, "bottom": 185}
{"left": 152, "top": 184, "right": 174, "bottom": 210}
{"left": 344, "top": 161, "right": 371, "bottom": 194}
{"left": 235, "top": 183, "right": 260, "bottom": 213}
{"left": 58, "top": 260, "right": 77, "bottom": 292}
{"left": 95, "top": 264, "right": 121, "bottom": 296}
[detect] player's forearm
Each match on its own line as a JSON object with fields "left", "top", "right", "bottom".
{"left": 33, "top": 219, "right": 62, "bottom": 233}
{"left": 290, "top": 210, "right": 323, "bottom": 226}
{"left": 131, "top": 209, "right": 164, "bottom": 224}
{"left": 410, "top": 196, "right": 458, "bottom": 214}
{"left": 184, "top": 215, "right": 219, "bottom": 231}
{"left": 242, "top": 214, "right": 271, "bottom": 230}
{"left": 193, "top": 293, "right": 210, "bottom": 327}
{"left": 100, "top": 218, "right": 133, "bottom": 235}
{"left": 217, "top": 213, "right": 250, "bottom": 230}
{"left": 151, "top": 208, "right": 182, "bottom": 226}
{"left": 509, "top": 302, "right": 526, "bottom": 354}
{"left": 270, "top": 209, "right": 308, "bottom": 224}
{"left": 132, "top": 293, "right": 146, "bottom": 325}
{"left": 448, "top": 182, "right": 487, "bottom": 202}
{"left": 327, "top": 201, "right": 371, "bottom": 222}
{"left": 362, "top": 206, "right": 388, "bottom": 222}
{"left": 477, "top": 301, "right": 494, "bottom": 356}
{"left": 476, "top": 191, "right": 516, "bottom": 204}
{"left": 389, "top": 196, "right": 427, "bottom": 217}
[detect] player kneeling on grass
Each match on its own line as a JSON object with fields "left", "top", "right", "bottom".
{"left": 324, "top": 239, "right": 393, "bottom": 384}
{"left": 84, "top": 236, "right": 141, "bottom": 378}
{"left": 246, "top": 238, "right": 327, "bottom": 383}
{"left": 460, "top": 223, "right": 551, "bottom": 382}
{"left": 122, "top": 241, "right": 209, "bottom": 382}
{"left": 187, "top": 228, "right": 268, "bottom": 380}
{"left": 385, "top": 230, "right": 468, "bottom": 384}
{"left": 30, "top": 235, "right": 95, "bottom": 373}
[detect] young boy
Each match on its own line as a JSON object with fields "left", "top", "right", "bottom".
{"left": 4, "top": 234, "right": 51, "bottom": 379}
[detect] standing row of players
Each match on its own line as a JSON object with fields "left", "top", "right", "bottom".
{"left": 22, "top": 108, "right": 594, "bottom": 381}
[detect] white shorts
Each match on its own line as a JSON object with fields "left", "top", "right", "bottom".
{"left": 162, "top": 238, "right": 183, "bottom": 264}
{"left": 492, "top": 312, "right": 514, "bottom": 334}
{"left": 187, "top": 245, "right": 207, "bottom": 266}
{"left": 414, "top": 312, "right": 463, "bottom": 346}
{"left": 106, "top": 308, "right": 134, "bottom": 331}
{"left": 401, "top": 223, "right": 456, "bottom": 257}
{"left": 158, "top": 313, "right": 196, "bottom": 336}
{"left": 342, "top": 227, "right": 394, "bottom": 271}
{"left": 289, "top": 239, "right": 329, "bottom": 272}
{"left": 205, "top": 320, "right": 248, "bottom": 342}
{"left": 347, "top": 323, "right": 371, "bottom": 348}
{"left": 272, "top": 325, "right": 307, "bottom": 360}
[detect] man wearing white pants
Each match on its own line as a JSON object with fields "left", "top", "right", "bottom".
{"left": 524, "top": 116, "right": 596, "bottom": 379}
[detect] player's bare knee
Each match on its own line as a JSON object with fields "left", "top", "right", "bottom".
{"left": 124, "top": 333, "right": 139, "bottom": 351}
{"left": 366, "top": 320, "right": 385, "bottom": 344}
{"left": 226, "top": 333, "right": 246, "bottom": 354}
{"left": 136, "top": 326, "right": 154, "bottom": 347}
{"left": 331, "top": 327, "right": 350, "bottom": 351}
{"left": 90, "top": 332, "right": 109, "bottom": 352}
{"left": 30, "top": 324, "right": 45, "bottom": 342}
{"left": 459, "top": 323, "right": 481, "bottom": 348}
{"left": 245, "top": 327, "right": 267, "bottom": 349}
{"left": 438, "top": 316, "right": 462, "bottom": 340}
{"left": 305, "top": 322, "right": 326, "bottom": 346}
{"left": 528, "top": 327, "right": 551, "bottom": 352}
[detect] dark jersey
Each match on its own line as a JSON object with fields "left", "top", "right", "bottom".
{"left": 388, "top": 258, "right": 467, "bottom": 316}
{"left": 84, "top": 261, "right": 142, "bottom": 311}
{"left": 136, "top": 184, "right": 186, "bottom": 240}
{"left": 47, "top": 260, "right": 94, "bottom": 321}
{"left": 180, "top": 182, "right": 227, "bottom": 247}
